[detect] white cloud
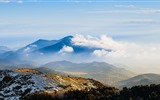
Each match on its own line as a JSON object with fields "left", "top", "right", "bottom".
{"left": 72, "top": 34, "right": 130, "bottom": 51}
{"left": 114, "top": 4, "right": 135, "bottom": 8}
{"left": 0, "top": 0, "right": 10, "bottom": 3}
{"left": 124, "top": 19, "right": 160, "bottom": 25}
{"left": 93, "top": 49, "right": 109, "bottom": 57}
{"left": 72, "top": 34, "right": 160, "bottom": 73}
{"left": 89, "top": 9, "right": 160, "bottom": 14}
{"left": 17, "top": 0, "right": 23, "bottom": 3}
{"left": 0, "top": 0, "right": 23, "bottom": 3}
{"left": 59, "top": 45, "right": 74, "bottom": 54}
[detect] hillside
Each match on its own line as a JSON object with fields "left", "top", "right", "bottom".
{"left": 116, "top": 73, "right": 160, "bottom": 88}
{"left": 24, "top": 83, "right": 160, "bottom": 100}
{"left": 35, "top": 67, "right": 69, "bottom": 76}
{"left": 41, "top": 61, "right": 135, "bottom": 85}
{"left": 1, "top": 68, "right": 160, "bottom": 100}
{"left": 0, "top": 68, "right": 104, "bottom": 100}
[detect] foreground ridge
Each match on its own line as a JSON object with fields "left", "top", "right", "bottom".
{"left": 0, "top": 68, "right": 104, "bottom": 100}
{"left": 1, "top": 68, "right": 160, "bottom": 100}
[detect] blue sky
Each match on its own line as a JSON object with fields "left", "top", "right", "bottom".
{"left": 0, "top": 0, "right": 160, "bottom": 48}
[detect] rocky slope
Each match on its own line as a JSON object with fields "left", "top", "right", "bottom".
{"left": 0, "top": 68, "right": 104, "bottom": 100}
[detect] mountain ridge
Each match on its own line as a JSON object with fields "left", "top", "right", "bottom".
{"left": 116, "top": 73, "right": 160, "bottom": 88}
{"left": 40, "top": 60, "right": 135, "bottom": 85}
{"left": 0, "top": 35, "right": 112, "bottom": 64}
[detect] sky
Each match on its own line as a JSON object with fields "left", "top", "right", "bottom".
{"left": 0, "top": 0, "right": 160, "bottom": 49}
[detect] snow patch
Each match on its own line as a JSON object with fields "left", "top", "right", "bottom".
{"left": 0, "top": 70, "right": 63, "bottom": 100}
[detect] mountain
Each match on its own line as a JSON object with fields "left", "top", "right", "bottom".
{"left": 40, "top": 61, "right": 135, "bottom": 85}
{"left": 38, "top": 36, "right": 73, "bottom": 53}
{"left": 0, "top": 68, "right": 104, "bottom": 100}
{"left": 17, "top": 39, "right": 58, "bottom": 53}
{"left": 0, "top": 46, "right": 10, "bottom": 54}
{"left": 0, "top": 36, "right": 112, "bottom": 64}
{"left": 35, "top": 67, "right": 69, "bottom": 76}
{"left": 0, "top": 39, "right": 58, "bottom": 66}
{"left": 116, "top": 73, "right": 160, "bottom": 88}
{"left": 16, "top": 35, "right": 110, "bottom": 56}
{"left": 38, "top": 36, "right": 102, "bottom": 54}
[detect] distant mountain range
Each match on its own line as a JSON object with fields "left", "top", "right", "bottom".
{"left": 40, "top": 60, "right": 135, "bottom": 85}
{"left": 15, "top": 36, "right": 105, "bottom": 55}
{"left": 35, "top": 67, "right": 69, "bottom": 76}
{"left": 0, "top": 36, "right": 112, "bottom": 64}
{"left": 0, "top": 35, "right": 114, "bottom": 68}
{"left": 116, "top": 73, "right": 160, "bottom": 88}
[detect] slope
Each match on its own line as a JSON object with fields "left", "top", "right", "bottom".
{"left": 41, "top": 61, "right": 135, "bottom": 85}
{"left": 116, "top": 73, "right": 160, "bottom": 88}
{"left": 0, "top": 68, "right": 104, "bottom": 100}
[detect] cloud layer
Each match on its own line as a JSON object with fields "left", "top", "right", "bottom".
{"left": 0, "top": 0, "right": 23, "bottom": 3}
{"left": 72, "top": 34, "right": 128, "bottom": 51}
{"left": 114, "top": 4, "right": 135, "bottom": 8}
{"left": 0, "top": 0, "right": 10, "bottom": 3}
{"left": 89, "top": 9, "right": 160, "bottom": 14}
{"left": 71, "top": 34, "right": 160, "bottom": 73}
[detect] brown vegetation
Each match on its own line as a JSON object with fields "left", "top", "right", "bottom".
{"left": 24, "top": 84, "right": 160, "bottom": 100}
{"left": 13, "top": 68, "right": 42, "bottom": 74}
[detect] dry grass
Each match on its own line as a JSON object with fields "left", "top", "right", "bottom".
{"left": 63, "top": 71, "right": 87, "bottom": 75}
{"left": 13, "top": 68, "right": 41, "bottom": 74}
{"left": 48, "top": 74, "right": 96, "bottom": 91}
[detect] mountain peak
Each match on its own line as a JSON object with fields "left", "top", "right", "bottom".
{"left": 56, "top": 60, "right": 72, "bottom": 63}
{"left": 37, "top": 39, "right": 46, "bottom": 41}
{"left": 35, "top": 39, "right": 48, "bottom": 42}
{"left": 60, "top": 35, "right": 73, "bottom": 41}
{"left": 62, "top": 35, "right": 73, "bottom": 39}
